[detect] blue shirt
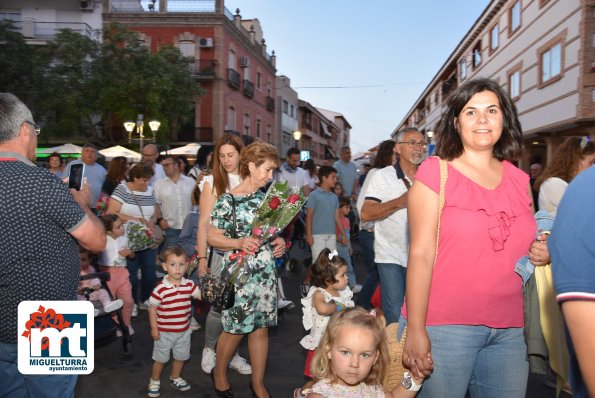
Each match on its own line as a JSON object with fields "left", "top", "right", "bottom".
{"left": 333, "top": 160, "right": 357, "bottom": 197}
{"left": 549, "top": 166, "right": 595, "bottom": 398}
{"left": 65, "top": 159, "right": 106, "bottom": 205}
{"left": 306, "top": 188, "right": 338, "bottom": 235}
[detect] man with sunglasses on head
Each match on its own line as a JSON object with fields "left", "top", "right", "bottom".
{"left": 0, "top": 93, "right": 106, "bottom": 398}
{"left": 360, "top": 127, "right": 425, "bottom": 325}
{"left": 153, "top": 155, "right": 195, "bottom": 249}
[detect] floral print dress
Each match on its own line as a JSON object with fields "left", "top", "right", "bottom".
{"left": 211, "top": 192, "right": 277, "bottom": 334}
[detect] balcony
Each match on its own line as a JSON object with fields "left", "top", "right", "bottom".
{"left": 191, "top": 60, "right": 215, "bottom": 80}
{"left": 243, "top": 80, "right": 254, "bottom": 98}
{"left": 265, "top": 96, "right": 275, "bottom": 112}
{"left": 2, "top": 18, "right": 95, "bottom": 41}
{"left": 177, "top": 127, "right": 213, "bottom": 142}
{"left": 227, "top": 68, "right": 240, "bottom": 89}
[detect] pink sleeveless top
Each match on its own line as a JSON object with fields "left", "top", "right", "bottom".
{"left": 403, "top": 157, "right": 536, "bottom": 327}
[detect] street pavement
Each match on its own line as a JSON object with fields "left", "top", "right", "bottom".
{"left": 75, "top": 238, "right": 572, "bottom": 397}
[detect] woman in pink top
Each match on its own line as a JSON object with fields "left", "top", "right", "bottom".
{"left": 402, "top": 78, "right": 551, "bottom": 398}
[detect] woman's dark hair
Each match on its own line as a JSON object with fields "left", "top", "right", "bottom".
{"left": 436, "top": 77, "right": 523, "bottom": 161}
{"left": 374, "top": 140, "right": 397, "bottom": 168}
{"left": 212, "top": 134, "right": 244, "bottom": 198}
{"left": 128, "top": 161, "right": 154, "bottom": 181}
{"left": 311, "top": 248, "right": 348, "bottom": 288}
{"left": 177, "top": 155, "right": 190, "bottom": 175}
{"left": 304, "top": 158, "right": 317, "bottom": 177}
{"left": 100, "top": 214, "right": 120, "bottom": 232}
{"left": 196, "top": 144, "right": 214, "bottom": 170}
{"left": 536, "top": 137, "right": 595, "bottom": 189}
{"left": 106, "top": 156, "right": 128, "bottom": 184}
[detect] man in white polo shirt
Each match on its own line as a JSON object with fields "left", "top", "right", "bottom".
{"left": 361, "top": 128, "right": 424, "bottom": 324}
{"left": 278, "top": 147, "right": 310, "bottom": 196}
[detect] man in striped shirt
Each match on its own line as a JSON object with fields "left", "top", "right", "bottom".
{"left": 147, "top": 247, "right": 200, "bottom": 397}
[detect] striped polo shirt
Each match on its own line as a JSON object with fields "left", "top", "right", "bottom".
{"left": 149, "top": 276, "right": 199, "bottom": 333}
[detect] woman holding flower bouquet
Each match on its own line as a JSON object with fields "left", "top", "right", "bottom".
{"left": 208, "top": 141, "right": 286, "bottom": 398}
{"left": 107, "top": 162, "right": 162, "bottom": 315}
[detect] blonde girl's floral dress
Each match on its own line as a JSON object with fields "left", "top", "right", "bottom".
{"left": 211, "top": 192, "right": 277, "bottom": 334}
{"left": 310, "top": 379, "right": 386, "bottom": 397}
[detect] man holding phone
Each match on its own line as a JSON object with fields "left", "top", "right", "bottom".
{"left": 64, "top": 143, "right": 106, "bottom": 204}
{"left": 0, "top": 93, "right": 106, "bottom": 398}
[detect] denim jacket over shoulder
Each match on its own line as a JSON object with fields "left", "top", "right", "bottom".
{"left": 515, "top": 210, "right": 555, "bottom": 285}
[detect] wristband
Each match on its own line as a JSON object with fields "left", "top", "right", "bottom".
{"left": 197, "top": 256, "right": 207, "bottom": 260}
{"left": 401, "top": 371, "right": 422, "bottom": 392}
{"left": 336, "top": 303, "right": 344, "bottom": 311}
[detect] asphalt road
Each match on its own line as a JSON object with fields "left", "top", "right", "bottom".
{"left": 75, "top": 238, "right": 572, "bottom": 398}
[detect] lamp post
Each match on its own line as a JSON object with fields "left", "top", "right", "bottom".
{"left": 426, "top": 130, "right": 434, "bottom": 156}
{"left": 292, "top": 130, "right": 302, "bottom": 149}
{"left": 124, "top": 115, "right": 159, "bottom": 153}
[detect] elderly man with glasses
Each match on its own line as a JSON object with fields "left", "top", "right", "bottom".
{"left": 360, "top": 127, "right": 425, "bottom": 325}
{"left": 0, "top": 93, "right": 106, "bottom": 397}
{"left": 64, "top": 143, "right": 107, "bottom": 205}
{"left": 141, "top": 144, "right": 165, "bottom": 187}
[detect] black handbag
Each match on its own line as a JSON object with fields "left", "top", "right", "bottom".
{"left": 200, "top": 194, "right": 238, "bottom": 312}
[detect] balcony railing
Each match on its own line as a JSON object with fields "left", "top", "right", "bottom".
{"left": 110, "top": 0, "right": 233, "bottom": 16}
{"left": 1, "top": 18, "right": 96, "bottom": 40}
{"left": 228, "top": 68, "right": 240, "bottom": 89}
{"left": 177, "top": 127, "right": 213, "bottom": 142}
{"left": 242, "top": 80, "right": 254, "bottom": 98}
{"left": 265, "top": 96, "right": 275, "bottom": 112}
{"left": 191, "top": 60, "right": 215, "bottom": 79}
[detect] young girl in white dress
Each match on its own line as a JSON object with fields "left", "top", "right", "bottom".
{"left": 306, "top": 307, "right": 427, "bottom": 398}
{"left": 296, "top": 249, "right": 354, "bottom": 396}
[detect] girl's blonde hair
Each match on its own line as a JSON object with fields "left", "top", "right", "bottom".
{"left": 310, "top": 307, "right": 389, "bottom": 386}
{"left": 311, "top": 248, "right": 348, "bottom": 289}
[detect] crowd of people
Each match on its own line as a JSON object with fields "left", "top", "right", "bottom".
{"left": 1, "top": 76, "right": 595, "bottom": 398}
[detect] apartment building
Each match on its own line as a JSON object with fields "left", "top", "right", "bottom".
{"left": 392, "top": 0, "right": 595, "bottom": 169}
{"left": 0, "top": 0, "right": 102, "bottom": 44}
{"left": 275, "top": 75, "right": 299, "bottom": 160}
{"left": 104, "top": 0, "right": 277, "bottom": 145}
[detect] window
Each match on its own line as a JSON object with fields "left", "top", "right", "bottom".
{"left": 228, "top": 49, "right": 236, "bottom": 69}
{"left": 243, "top": 66, "right": 250, "bottom": 80}
{"left": 283, "top": 132, "right": 291, "bottom": 145}
{"left": 178, "top": 40, "right": 195, "bottom": 58}
{"left": 256, "top": 72, "right": 261, "bottom": 90}
{"left": 227, "top": 106, "right": 236, "bottom": 130}
{"left": 472, "top": 42, "right": 482, "bottom": 68}
{"left": 289, "top": 104, "right": 295, "bottom": 118}
{"left": 266, "top": 125, "right": 272, "bottom": 143}
{"left": 256, "top": 118, "right": 261, "bottom": 138}
{"left": 243, "top": 113, "right": 250, "bottom": 135}
{"left": 282, "top": 100, "right": 289, "bottom": 114}
{"left": 541, "top": 43, "right": 562, "bottom": 83}
{"left": 490, "top": 24, "right": 499, "bottom": 52}
{"left": 509, "top": 70, "right": 521, "bottom": 98}
{"left": 509, "top": 1, "right": 521, "bottom": 35}
{"left": 459, "top": 58, "right": 467, "bottom": 81}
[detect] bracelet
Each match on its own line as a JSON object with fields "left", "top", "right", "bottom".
{"left": 197, "top": 256, "right": 207, "bottom": 260}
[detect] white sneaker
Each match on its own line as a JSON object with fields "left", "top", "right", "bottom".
{"left": 190, "top": 317, "right": 201, "bottom": 331}
{"left": 278, "top": 298, "right": 295, "bottom": 310}
{"left": 229, "top": 352, "right": 252, "bottom": 375}
{"left": 132, "top": 304, "right": 138, "bottom": 317}
{"left": 137, "top": 299, "right": 151, "bottom": 311}
{"left": 352, "top": 284, "right": 363, "bottom": 294}
{"left": 116, "top": 324, "right": 135, "bottom": 338}
{"left": 201, "top": 347, "right": 216, "bottom": 374}
{"left": 103, "top": 299, "right": 123, "bottom": 313}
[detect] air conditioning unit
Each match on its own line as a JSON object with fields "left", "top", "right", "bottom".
{"left": 239, "top": 56, "right": 249, "bottom": 68}
{"left": 80, "top": 0, "right": 94, "bottom": 11}
{"left": 199, "top": 37, "right": 213, "bottom": 48}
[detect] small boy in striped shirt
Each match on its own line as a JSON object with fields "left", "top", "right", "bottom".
{"left": 147, "top": 246, "right": 200, "bottom": 398}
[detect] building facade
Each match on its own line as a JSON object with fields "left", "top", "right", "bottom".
{"left": 105, "top": 0, "right": 277, "bottom": 145}
{"left": 392, "top": 0, "right": 595, "bottom": 169}
{"left": 275, "top": 75, "right": 299, "bottom": 160}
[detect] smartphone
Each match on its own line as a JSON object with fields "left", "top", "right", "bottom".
{"left": 68, "top": 163, "right": 85, "bottom": 190}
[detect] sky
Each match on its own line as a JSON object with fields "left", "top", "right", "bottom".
{"left": 224, "top": 0, "right": 491, "bottom": 155}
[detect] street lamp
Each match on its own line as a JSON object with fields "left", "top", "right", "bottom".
{"left": 124, "top": 114, "right": 159, "bottom": 153}
{"left": 148, "top": 120, "right": 161, "bottom": 142}
{"left": 292, "top": 130, "right": 302, "bottom": 149}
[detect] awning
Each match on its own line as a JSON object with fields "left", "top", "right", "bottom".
{"left": 325, "top": 146, "right": 337, "bottom": 160}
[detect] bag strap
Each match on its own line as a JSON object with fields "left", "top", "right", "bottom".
{"left": 129, "top": 187, "right": 146, "bottom": 220}
{"left": 433, "top": 158, "right": 448, "bottom": 267}
{"left": 229, "top": 194, "right": 238, "bottom": 239}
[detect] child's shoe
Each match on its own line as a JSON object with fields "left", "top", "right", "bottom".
{"left": 147, "top": 378, "right": 160, "bottom": 397}
{"left": 169, "top": 377, "right": 191, "bottom": 392}
{"left": 103, "top": 299, "right": 123, "bottom": 313}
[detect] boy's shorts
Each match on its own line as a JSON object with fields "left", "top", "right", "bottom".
{"left": 152, "top": 328, "right": 192, "bottom": 363}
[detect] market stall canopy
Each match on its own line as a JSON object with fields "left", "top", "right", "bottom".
{"left": 160, "top": 143, "right": 200, "bottom": 156}
{"left": 99, "top": 145, "right": 141, "bottom": 162}
{"left": 37, "top": 143, "right": 83, "bottom": 154}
